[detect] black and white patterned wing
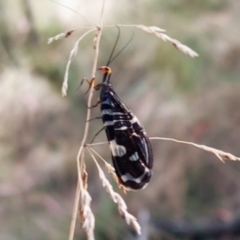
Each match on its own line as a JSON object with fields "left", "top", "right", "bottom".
{"left": 101, "top": 85, "right": 153, "bottom": 190}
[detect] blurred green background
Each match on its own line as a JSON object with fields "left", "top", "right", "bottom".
{"left": 1, "top": 0, "right": 240, "bottom": 239}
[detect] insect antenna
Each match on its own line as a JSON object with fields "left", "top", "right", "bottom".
{"left": 107, "top": 30, "right": 134, "bottom": 66}
{"left": 106, "top": 26, "right": 121, "bottom": 66}
{"left": 106, "top": 26, "right": 134, "bottom": 66}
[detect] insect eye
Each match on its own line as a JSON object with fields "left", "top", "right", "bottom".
{"left": 105, "top": 67, "right": 109, "bottom": 72}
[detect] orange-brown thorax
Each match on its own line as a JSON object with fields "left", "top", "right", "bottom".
{"left": 98, "top": 66, "right": 112, "bottom": 75}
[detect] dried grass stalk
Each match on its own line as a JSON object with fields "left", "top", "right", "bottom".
{"left": 48, "top": 29, "right": 76, "bottom": 44}
{"left": 105, "top": 24, "right": 165, "bottom": 33}
{"left": 66, "top": 1, "right": 105, "bottom": 239}
{"left": 87, "top": 148, "right": 141, "bottom": 235}
{"left": 80, "top": 189, "right": 95, "bottom": 240}
{"left": 68, "top": 150, "right": 95, "bottom": 240}
{"left": 137, "top": 25, "right": 198, "bottom": 57}
{"left": 88, "top": 137, "right": 240, "bottom": 163}
{"left": 150, "top": 137, "right": 240, "bottom": 162}
{"left": 49, "top": 0, "right": 95, "bottom": 25}
{"left": 136, "top": 24, "right": 166, "bottom": 33}
{"left": 87, "top": 146, "right": 115, "bottom": 173}
{"left": 104, "top": 24, "right": 197, "bottom": 57}
{"left": 87, "top": 146, "right": 127, "bottom": 191}
{"left": 62, "top": 28, "right": 96, "bottom": 96}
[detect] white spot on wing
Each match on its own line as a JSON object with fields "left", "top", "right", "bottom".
{"left": 104, "top": 121, "right": 114, "bottom": 126}
{"left": 129, "top": 152, "right": 139, "bottom": 161}
{"left": 101, "top": 99, "right": 111, "bottom": 105}
{"left": 102, "top": 109, "right": 112, "bottom": 115}
{"left": 121, "top": 168, "right": 150, "bottom": 184}
{"left": 142, "top": 137, "right": 149, "bottom": 165}
{"left": 104, "top": 119, "right": 129, "bottom": 128}
{"left": 130, "top": 116, "right": 140, "bottom": 124}
{"left": 115, "top": 126, "right": 127, "bottom": 131}
{"left": 113, "top": 112, "right": 125, "bottom": 115}
{"left": 110, "top": 140, "right": 126, "bottom": 157}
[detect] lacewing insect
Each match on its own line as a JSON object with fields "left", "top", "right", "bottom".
{"left": 97, "top": 28, "right": 153, "bottom": 190}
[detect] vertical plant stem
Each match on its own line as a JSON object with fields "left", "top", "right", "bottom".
{"left": 68, "top": 178, "right": 81, "bottom": 240}
{"left": 68, "top": 1, "right": 105, "bottom": 240}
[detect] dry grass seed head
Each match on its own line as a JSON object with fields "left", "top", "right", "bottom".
{"left": 137, "top": 25, "right": 198, "bottom": 57}
{"left": 48, "top": 29, "right": 76, "bottom": 44}
{"left": 80, "top": 188, "right": 95, "bottom": 238}
{"left": 87, "top": 147, "right": 141, "bottom": 234}
{"left": 61, "top": 28, "right": 96, "bottom": 96}
{"left": 87, "top": 147, "right": 128, "bottom": 192}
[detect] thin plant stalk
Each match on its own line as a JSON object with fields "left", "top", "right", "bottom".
{"left": 49, "top": 0, "right": 95, "bottom": 25}
{"left": 68, "top": 1, "right": 106, "bottom": 240}
{"left": 87, "top": 137, "right": 240, "bottom": 163}
{"left": 150, "top": 137, "right": 240, "bottom": 162}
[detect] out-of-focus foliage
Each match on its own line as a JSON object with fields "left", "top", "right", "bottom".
{"left": 1, "top": 0, "right": 240, "bottom": 239}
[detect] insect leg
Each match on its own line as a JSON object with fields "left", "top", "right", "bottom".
{"left": 80, "top": 77, "right": 91, "bottom": 87}
{"left": 90, "top": 126, "right": 106, "bottom": 143}
{"left": 79, "top": 78, "right": 96, "bottom": 95}
{"left": 86, "top": 116, "right": 102, "bottom": 122}
{"left": 94, "top": 83, "right": 102, "bottom": 91}
{"left": 87, "top": 99, "right": 101, "bottom": 109}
